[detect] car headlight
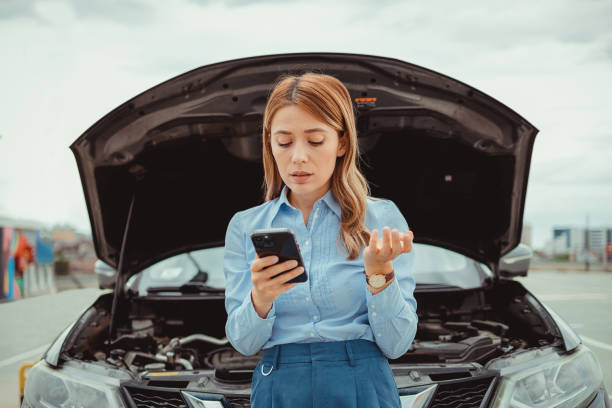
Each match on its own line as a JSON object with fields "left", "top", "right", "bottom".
{"left": 490, "top": 346, "right": 603, "bottom": 408}
{"left": 24, "top": 361, "right": 125, "bottom": 407}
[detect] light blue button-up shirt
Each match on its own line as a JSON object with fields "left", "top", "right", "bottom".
{"left": 223, "top": 185, "right": 417, "bottom": 359}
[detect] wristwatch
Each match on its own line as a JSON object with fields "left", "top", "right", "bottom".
{"left": 364, "top": 269, "right": 395, "bottom": 289}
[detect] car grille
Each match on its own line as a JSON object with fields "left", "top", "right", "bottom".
{"left": 123, "top": 377, "right": 493, "bottom": 408}
{"left": 428, "top": 377, "right": 495, "bottom": 408}
{"left": 123, "top": 386, "right": 252, "bottom": 408}
{"left": 124, "top": 387, "right": 187, "bottom": 408}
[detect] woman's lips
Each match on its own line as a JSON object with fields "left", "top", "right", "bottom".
{"left": 290, "top": 173, "right": 312, "bottom": 183}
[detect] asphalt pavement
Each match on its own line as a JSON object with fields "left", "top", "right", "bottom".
{"left": 0, "top": 269, "right": 611, "bottom": 407}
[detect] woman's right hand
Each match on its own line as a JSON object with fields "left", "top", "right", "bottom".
{"left": 250, "top": 255, "right": 304, "bottom": 319}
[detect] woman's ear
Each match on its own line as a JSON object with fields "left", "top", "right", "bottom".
{"left": 337, "top": 131, "right": 348, "bottom": 157}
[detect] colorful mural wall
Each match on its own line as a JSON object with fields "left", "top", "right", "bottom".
{"left": 0, "top": 227, "right": 53, "bottom": 301}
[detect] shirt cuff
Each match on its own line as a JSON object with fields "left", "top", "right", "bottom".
{"left": 365, "top": 277, "right": 404, "bottom": 318}
{"left": 246, "top": 291, "right": 277, "bottom": 327}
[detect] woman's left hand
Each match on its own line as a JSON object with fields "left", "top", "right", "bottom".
{"left": 363, "top": 227, "right": 413, "bottom": 275}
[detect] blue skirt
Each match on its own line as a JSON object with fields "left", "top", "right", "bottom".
{"left": 250, "top": 339, "right": 401, "bottom": 408}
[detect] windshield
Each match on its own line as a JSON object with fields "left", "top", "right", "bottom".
{"left": 126, "top": 247, "right": 225, "bottom": 296}
{"left": 126, "top": 243, "right": 490, "bottom": 295}
{"left": 412, "top": 244, "right": 491, "bottom": 287}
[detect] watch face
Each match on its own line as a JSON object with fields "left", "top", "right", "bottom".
{"left": 369, "top": 274, "right": 386, "bottom": 288}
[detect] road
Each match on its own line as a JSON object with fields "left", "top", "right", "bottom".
{"left": 0, "top": 270, "right": 611, "bottom": 407}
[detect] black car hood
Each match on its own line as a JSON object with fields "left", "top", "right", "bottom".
{"left": 70, "top": 52, "right": 537, "bottom": 279}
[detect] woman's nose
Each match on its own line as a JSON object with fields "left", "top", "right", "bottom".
{"left": 291, "top": 142, "right": 308, "bottom": 163}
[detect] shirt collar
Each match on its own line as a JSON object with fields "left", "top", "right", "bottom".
{"left": 320, "top": 187, "right": 341, "bottom": 218}
{"left": 268, "top": 185, "right": 291, "bottom": 221}
{"left": 272, "top": 184, "right": 341, "bottom": 219}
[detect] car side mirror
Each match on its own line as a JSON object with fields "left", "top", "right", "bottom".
{"left": 94, "top": 259, "right": 117, "bottom": 289}
{"left": 499, "top": 243, "right": 532, "bottom": 278}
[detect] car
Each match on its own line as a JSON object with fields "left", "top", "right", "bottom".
{"left": 22, "top": 53, "right": 609, "bottom": 408}
{"left": 94, "top": 249, "right": 222, "bottom": 291}
{"left": 94, "top": 259, "right": 117, "bottom": 289}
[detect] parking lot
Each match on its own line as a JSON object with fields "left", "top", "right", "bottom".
{"left": 0, "top": 269, "right": 610, "bottom": 407}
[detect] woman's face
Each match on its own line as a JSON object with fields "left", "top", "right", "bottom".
{"left": 270, "top": 104, "right": 347, "bottom": 204}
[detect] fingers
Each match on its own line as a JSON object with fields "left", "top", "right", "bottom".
{"left": 369, "top": 229, "right": 379, "bottom": 253}
{"left": 392, "top": 229, "right": 402, "bottom": 252}
{"left": 403, "top": 230, "right": 414, "bottom": 253}
{"left": 259, "top": 266, "right": 303, "bottom": 300}
{"left": 251, "top": 258, "right": 301, "bottom": 287}
{"left": 372, "top": 227, "right": 414, "bottom": 256}
{"left": 251, "top": 256, "right": 302, "bottom": 304}
{"left": 268, "top": 266, "right": 304, "bottom": 287}
{"left": 270, "top": 274, "right": 301, "bottom": 299}
{"left": 260, "top": 259, "right": 299, "bottom": 279}
{"left": 381, "top": 227, "right": 392, "bottom": 255}
{"left": 251, "top": 255, "right": 279, "bottom": 273}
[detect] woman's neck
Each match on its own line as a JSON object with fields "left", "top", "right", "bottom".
{"left": 287, "top": 184, "right": 330, "bottom": 225}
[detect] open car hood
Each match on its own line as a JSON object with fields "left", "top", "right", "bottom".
{"left": 70, "top": 52, "right": 537, "bottom": 279}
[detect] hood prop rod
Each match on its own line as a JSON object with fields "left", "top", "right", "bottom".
{"left": 108, "top": 193, "right": 136, "bottom": 344}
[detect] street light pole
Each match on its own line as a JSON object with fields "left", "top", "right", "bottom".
{"left": 585, "top": 214, "right": 590, "bottom": 272}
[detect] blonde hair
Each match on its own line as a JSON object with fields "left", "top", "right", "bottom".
{"left": 262, "top": 73, "right": 370, "bottom": 260}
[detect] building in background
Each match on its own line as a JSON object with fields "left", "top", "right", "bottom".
{"left": 549, "top": 226, "right": 612, "bottom": 262}
{"left": 52, "top": 227, "right": 96, "bottom": 273}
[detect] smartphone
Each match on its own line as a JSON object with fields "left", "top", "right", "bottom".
{"left": 250, "top": 228, "right": 307, "bottom": 283}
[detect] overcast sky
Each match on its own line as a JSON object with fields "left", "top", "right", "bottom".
{"left": 1, "top": 0, "right": 611, "bottom": 249}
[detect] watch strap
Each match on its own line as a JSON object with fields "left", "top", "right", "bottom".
{"left": 363, "top": 269, "right": 395, "bottom": 287}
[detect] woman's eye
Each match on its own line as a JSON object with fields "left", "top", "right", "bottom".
{"left": 277, "top": 141, "right": 322, "bottom": 147}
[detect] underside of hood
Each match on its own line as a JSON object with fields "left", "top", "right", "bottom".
{"left": 70, "top": 52, "right": 537, "bottom": 279}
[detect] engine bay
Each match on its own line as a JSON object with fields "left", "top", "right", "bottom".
{"left": 62, "top": 279, "right": 560, "bottom": 381}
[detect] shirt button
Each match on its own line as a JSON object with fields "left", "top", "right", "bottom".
{"left": 372, "top": 312, "right": 377, "bottom": 317}
{"left": 267, "top": 322, "right": 272, "bottom": 327}
{"left": 310, "top": 332, "right": 315, "bottom": 337}
{"left": 305, "top": 297, "right": 310, "bottom": 302}
{"left": 370, "top": 304, "right": 375, "bottom": 309}
{"left": 377, "top": 333, "right": 382, "bottom": 337}
{"left": 313, "top": 315, "right": 318, "bottom": 321}
{"left": 305, "top": 240, "right": 310, "bottom": 245}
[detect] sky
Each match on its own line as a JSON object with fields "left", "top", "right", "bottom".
{"left": 0, "top": 0, "right": 611, "bottom": 249}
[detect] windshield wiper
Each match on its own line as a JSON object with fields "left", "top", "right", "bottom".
{"left": 186, "top": 252, "right": 209, "bottom": 283}
{"left": 147, "top": 282, "right": 224, "bottom": 294}
{"left": 415, "top": 283, "right": 464, "bottom": 291}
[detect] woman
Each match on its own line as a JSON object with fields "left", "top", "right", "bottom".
{"left": 223, "top": 73, "right": 418, "bottom": 407}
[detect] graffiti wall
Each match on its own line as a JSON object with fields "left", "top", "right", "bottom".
{"left": 0, "top": 227, "right": 16, "bottom": 300}
{"left": 0, "top": 227, "right": 54, "bottom": 301}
